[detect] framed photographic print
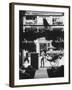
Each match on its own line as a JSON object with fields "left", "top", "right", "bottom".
{"left": 9, "top": 2, "right": 70, "bottom": 87}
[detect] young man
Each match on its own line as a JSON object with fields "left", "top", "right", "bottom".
{"left": 41, "top": 51, "right": 45, "bottom": 67}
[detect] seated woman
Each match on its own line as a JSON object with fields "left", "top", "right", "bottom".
{"left": 19, "top": 58, "right": 36, "bottom": 79}
{"left": 19, "top": 58, "right": 30, "bottom": 79}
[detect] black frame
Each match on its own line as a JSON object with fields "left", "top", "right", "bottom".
{"left": 9, "top": 2, "right": 70, "bottom": 87}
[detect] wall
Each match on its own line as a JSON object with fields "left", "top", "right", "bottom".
{"left": 0, "top": 0, "right": 72, "bottom": 90}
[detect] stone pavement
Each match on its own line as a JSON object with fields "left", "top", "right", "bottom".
{"left": 34, "top": 68, "right": 48, "bottom": 78}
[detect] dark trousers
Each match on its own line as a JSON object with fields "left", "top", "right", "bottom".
{"left": 41, "top": 58, "right": 44, "bottom": 67}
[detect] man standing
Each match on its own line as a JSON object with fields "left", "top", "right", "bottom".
{"left": 41, "top": 51, "right": 45, "bottom": 68}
